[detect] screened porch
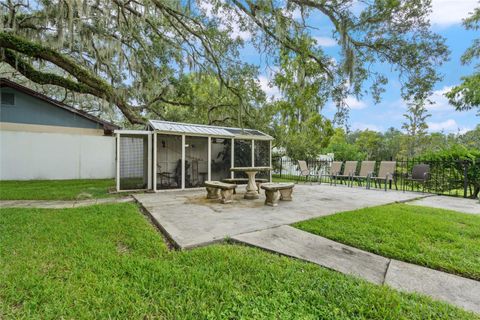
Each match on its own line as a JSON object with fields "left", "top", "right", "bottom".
{"left": 116, "top": 120, "right": 273, "bottom": 191}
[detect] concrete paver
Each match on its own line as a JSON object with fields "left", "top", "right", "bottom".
{"left": 385, "top": 259, "right": 480, "bottom": 314}
{"left": 406, "top": 195, "right": 480, "bottom": 214}
{"left": 232, "top": 225, "right": 390, "bottom": 285}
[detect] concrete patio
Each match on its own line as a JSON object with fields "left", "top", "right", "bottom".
{"left": 134, "top": 184, "right": 424, "bottom": 249}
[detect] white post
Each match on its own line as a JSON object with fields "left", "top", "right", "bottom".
{"left": 207, "top": 136, "right": 212, "bottom": 181}
{"left": 116, "top": 132, "right": 120, "bottom": 192}
{"left": 251, "top": 139, "right": 255, "bottom": 167}
{"left": 231, "top": 138, "right": 235, "bottom": 178}
{"left": 269, "top": 140, "right": 272, "bottom": 182}
{"left": 181, "top": 135, "right": 186, "bottom": 189}
{"left": 147, "top": 133, "right": 152, "bottom": 189}
{"left": 153, "top": 133, "right": 157, "bottom": 191}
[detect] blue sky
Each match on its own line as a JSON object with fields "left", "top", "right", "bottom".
{"left": 233, "top": 0, "right": 479, "bottom": 134}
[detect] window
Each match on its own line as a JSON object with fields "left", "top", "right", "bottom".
{"left": 1, "top": 92, "right": 15, "bottom": 105}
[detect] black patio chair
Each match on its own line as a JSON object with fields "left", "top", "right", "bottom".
{"left": 403, "top": 164, "right": 431, "bottom": 193}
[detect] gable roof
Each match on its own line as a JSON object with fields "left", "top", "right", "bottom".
{"left": 0, "top": 78, "right": 119, "bottom": 133}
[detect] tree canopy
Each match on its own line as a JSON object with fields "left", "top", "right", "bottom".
{"left": 1, "top": 0, "right": 448, "bottom": 126}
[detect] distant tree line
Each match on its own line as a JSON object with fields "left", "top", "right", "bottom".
{"left": 318, "top": 125, "right": 480, "bottom": 161}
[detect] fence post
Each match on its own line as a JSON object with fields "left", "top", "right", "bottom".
{"left": 463, "top": 160, "right": 469, "bottom": 198}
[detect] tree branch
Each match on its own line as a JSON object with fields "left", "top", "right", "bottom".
{"left": 1, "top": 32, "right": 144, "bottom": 124}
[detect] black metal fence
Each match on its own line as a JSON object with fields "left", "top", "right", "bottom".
{"left": 272, "top": 157, "right": 480, "bottom": 198}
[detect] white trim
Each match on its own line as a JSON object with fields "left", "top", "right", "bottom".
{"left": 251, "top": 139, "right": 255, "bottom": 167}
{"left": 231, "top": 138, "right": 235, "bottom": 179}
{"left": 152, "top": 130, "right": 234, "bottom": 139}
{"left": 114, "top": 130, "right": 151, "bottom": 135}
{"left": 116, "top": 133, "right": 120, "bottom": 191}
{"left": 234, "top": 134, "right": 272, "bottom": 141}
{"left": 153, "top": 133, "right": 157, "bottom": 191}
{"left": 147, "top": 133, "right": 152, "bottom": 189}
{"left": 207, "top": 136, "right": 212, "bottom": 181}
{"left": 181, "top": 135, "right": 186, "bottom": 189}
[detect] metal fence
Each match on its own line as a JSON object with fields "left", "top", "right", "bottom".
{"left": 272, "top": 157, "right": 479, "bottom": 198}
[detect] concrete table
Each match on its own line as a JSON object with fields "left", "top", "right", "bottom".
{"left": 230, "top": 167, "right": 272, "bottom": 199}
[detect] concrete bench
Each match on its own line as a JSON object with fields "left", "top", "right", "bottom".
{"left": 204, "top": 181, "right": 237, "bottom": 204}
{"left": 260, "top": 183, "right": 295, "bottom": 207}
{"left": 222, "top": 178, "right": 268, "bottom": 194}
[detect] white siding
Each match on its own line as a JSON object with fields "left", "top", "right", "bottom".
{"left": 0, "top": 130, "right": 115, "bottom": 180}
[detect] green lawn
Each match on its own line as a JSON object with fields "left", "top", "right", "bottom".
{"left": 0, "top": 179, "right": 116, "bottom": 200}
{"left": 1, "top": 204, "right": 477, "bottom": 319}
{"left": 294, "top": 204, "right": 480, "bottom": 281}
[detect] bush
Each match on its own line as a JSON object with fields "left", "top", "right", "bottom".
{"left": 419, "top": 146, "right": 480, "bottom": 198}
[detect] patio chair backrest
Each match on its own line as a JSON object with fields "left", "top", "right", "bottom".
{"left": 377, "top": 161, "right": 396, "bottom": 180}
{"left": 298, "top": 160, "right": 309, "bottom": 176}
{"left": 343, "top": 161, "right": 358, "bottom": 175}
{"left": 359, "top": 161, "right": 375, "bottom": 177}
{"left": 330, "top": 161, "right": 343, "bottom": 175}
{"left": 411, "top": 164, "right": 430, "bottom": 181}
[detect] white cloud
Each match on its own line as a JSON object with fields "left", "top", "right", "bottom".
{"left": 429, "top": 0, "right": 478, "bottom": 27}
{"left": 258, "top": 75, "right": 282, "bottom": 101}
{"left": 352, "top": 122, "right": 382, "bottom": 132}
{"left": 427, "top": 119, "right": 457, "bottom": 131}
{"left": 427, "top": 119, "right": 472, "bottom": 133}
{"left": 313, "top": 36, "right": 337, "bottom": 47}
{"left": 345, "top": 96, "right": 367, "bottom": 109}
{"left": 426, "top": 86, "right": 455, "bottom": 111}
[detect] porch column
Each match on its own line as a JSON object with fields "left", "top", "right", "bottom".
{"left": 207, "top": 136, "right": 212, "bottom": 181}
{"left": 251, "top": 139, "right": 255, "bottom": 167}
{"left": 231, "top": 138, "right": 235, "bottom": 178}
{"left": 153, "top": 133, "right": 157, "bottom": 191}
{"left": 269, "top": 140, "right": 272, "bottom": 182}
{"left": 116, "top": 132, "right": 120, "bottom": 192}
{"left": 147, "top": 133, "right": 152, "bottom": 190}
{"left": 181, "top": 135, "right": 186, "bottom": 189}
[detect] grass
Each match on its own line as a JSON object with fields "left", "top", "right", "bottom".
{"left": 0, "top": 179, "right": 116, "bottom": 200}
{"left": 1, "top": 204, "right": 478, "bottom": 319}
{"left": 294, "top": 203, "right": 480, "bottom": 281}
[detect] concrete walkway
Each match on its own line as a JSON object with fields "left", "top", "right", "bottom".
{"left": 406, "top": 195, "right": 480, "bottom": 214}
{"left": 233, "top": 225, "right": 480, "bottom": 314}
{"left": 0, "top": 196, "right": 134, "bottom": 209}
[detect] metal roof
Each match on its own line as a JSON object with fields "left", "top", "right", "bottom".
{"left": 147, "top": 120, "right": 273, "bottom": 140}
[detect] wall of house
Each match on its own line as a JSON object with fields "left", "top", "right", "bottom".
{"left": 0, "top": 130, "right": 115, "bottom": 180}
{"left": 1, "top": 87, "right": 102, "bottom": 129}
